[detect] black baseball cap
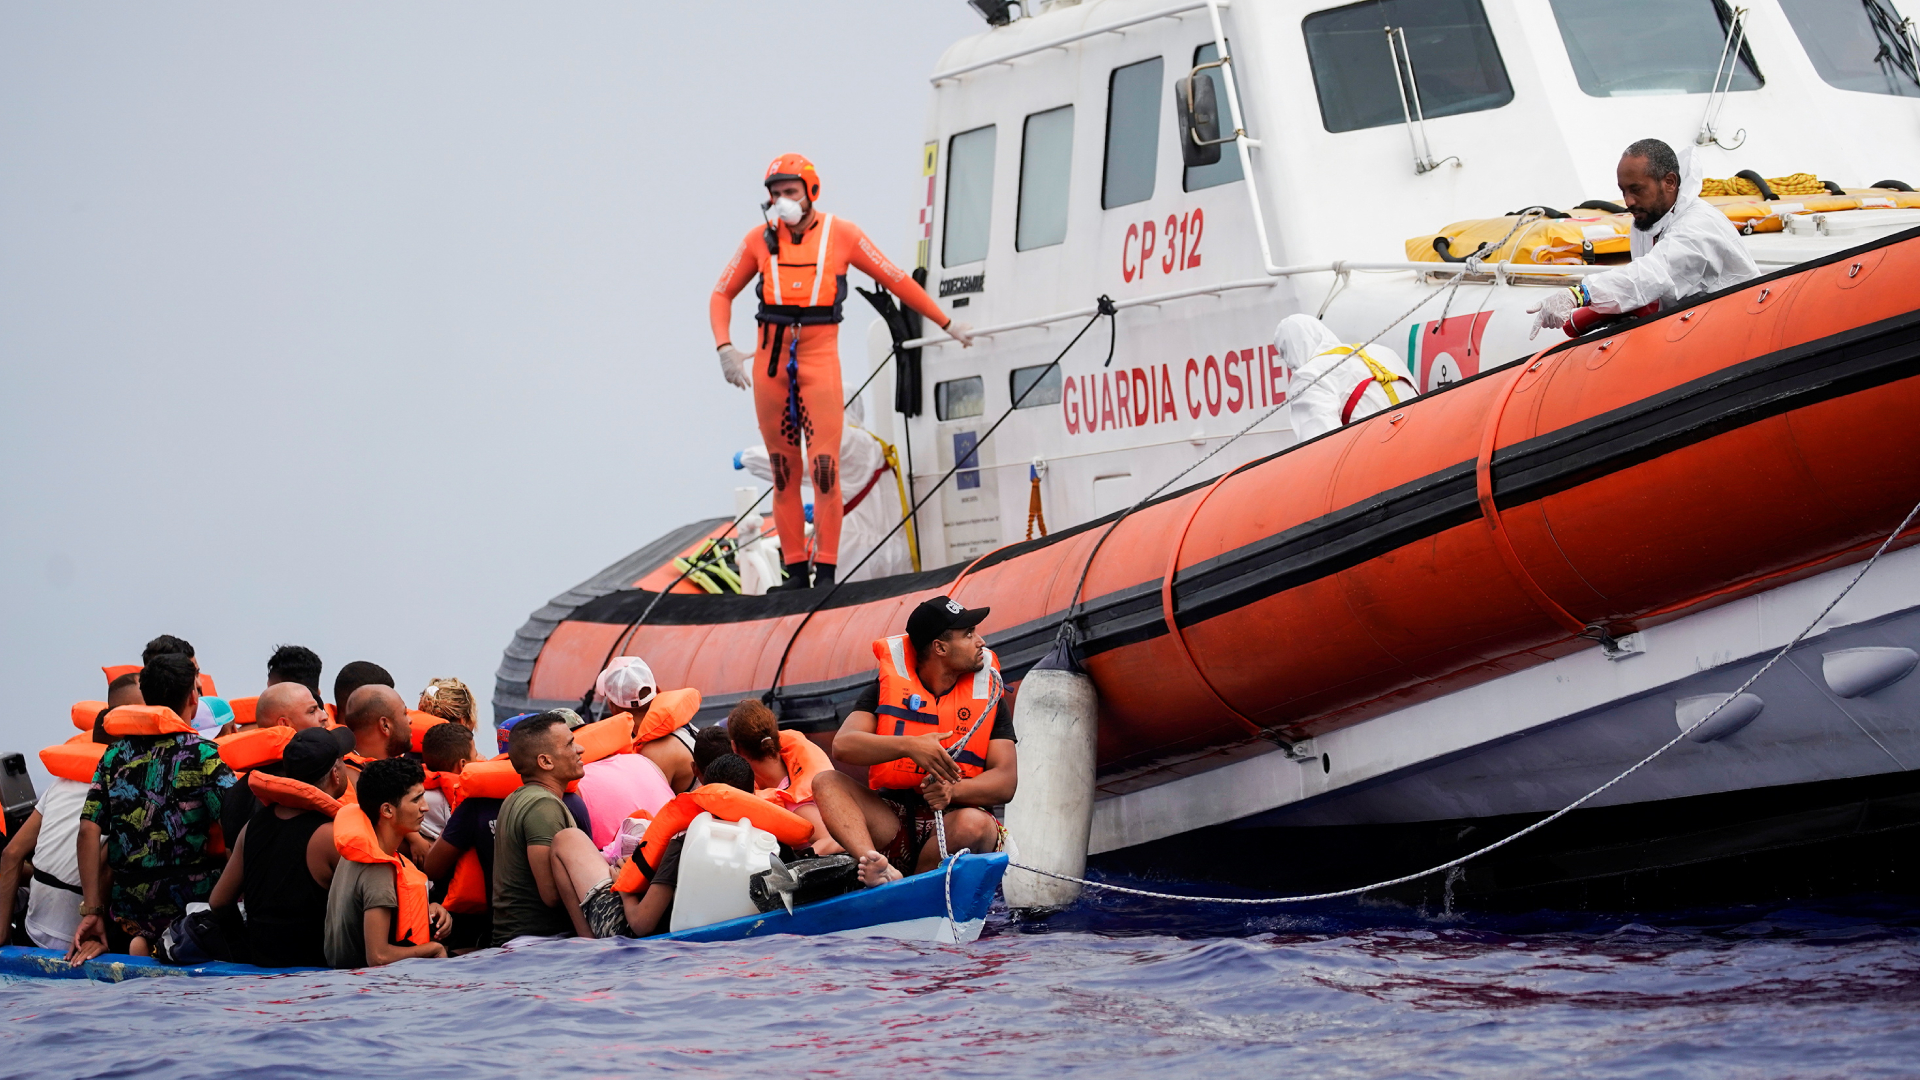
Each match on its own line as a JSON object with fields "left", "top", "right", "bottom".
{"left": 280, "top": 726, "right": 354, "bottom": 783}
{"left": 907, "top": 595, "right": 991, "bottom": 651}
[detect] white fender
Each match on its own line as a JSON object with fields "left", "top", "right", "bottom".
{"left": 1001, "top": 662, "right": 1098, "bottom": 910}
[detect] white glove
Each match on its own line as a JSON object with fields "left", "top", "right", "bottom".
{"left": 717, "top": 344, "right": 752, "bottom": 389}
{"left": 945, "top": 320, "right": 975, "bottom": 348}
{"left": 1526, "top": 288, "right": 1580, "bottom": 340}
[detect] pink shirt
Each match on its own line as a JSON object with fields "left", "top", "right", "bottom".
{"left": 578, "top": 754, "right": 675, "bottom": 847}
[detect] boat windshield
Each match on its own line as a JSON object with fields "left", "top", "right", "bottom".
{"left": 1548, "top": 0, "right": 1762, "bottom": 97}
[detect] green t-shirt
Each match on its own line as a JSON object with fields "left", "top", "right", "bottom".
{"left": 323, "top": 858, "right": 399, "bottom": 969}
{"left": 489, "top": 783, "right": 576, "bottom": 946}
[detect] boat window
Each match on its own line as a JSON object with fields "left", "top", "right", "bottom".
{"left": 1017, "top": 105, "right": 1074, "bottom": 251}
{"left": 1184, "top": 42, "right": 1245, "bottom": 191}
{"left": 1103, "top": 57, "right": 1163, "bottom": 209}
{"left": 943, "top": 125, "right": 996, "bottom": 267}
{"left": 1010, "top": 363, "right": 1064, "bottom": 409}
{"left": 936, "top": 375, "right": 985, "bottom": 420}
{"left": 1549, "top": 0, "right": 1763, "bottom": 97}
{"left": 1302, "top": 0, "right": 1513, "bottom": 133}
{"left": 1778, "top": 0, "right": 1920, "bottom": 97}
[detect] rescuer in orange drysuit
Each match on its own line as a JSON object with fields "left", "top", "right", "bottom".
{"left": 711, "top": 154, "right": 972, "bottom": 590}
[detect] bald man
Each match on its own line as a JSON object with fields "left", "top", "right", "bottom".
{"left": 341, "top": 684, "right": 427, "bottom": 864}
{"left": 342, "top": 684, "right": 412, "bottom": 769}
{"left": 256, "top": 682, "right": 329, "bottom": 732}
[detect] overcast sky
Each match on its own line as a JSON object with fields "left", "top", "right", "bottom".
{"left": 0, "top": 2, "right": 982, "bottom": 776}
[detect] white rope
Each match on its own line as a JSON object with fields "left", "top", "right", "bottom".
{"left": 1009, "top": 493, "right": 1920, "bottom": 907}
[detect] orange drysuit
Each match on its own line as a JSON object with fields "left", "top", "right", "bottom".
{"left": 711, "top": 213, "right": 947, "bottom": 567}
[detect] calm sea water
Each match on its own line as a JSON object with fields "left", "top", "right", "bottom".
{"left": 4, "top": 880, "right": 1918, "bottom": 1080}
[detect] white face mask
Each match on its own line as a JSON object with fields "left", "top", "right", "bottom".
{"left": 771, "top": 196, "right": 804, "bottom": 225}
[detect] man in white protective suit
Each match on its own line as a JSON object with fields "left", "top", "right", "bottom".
{"left": 1274, "top": 314, "right": 1418, "bottom": 442}
{"left": 1529, "top": 138, "right": 1758, "bottom": 338}
{"left": 734, "top": 391, "right": 912, "bottom": 590}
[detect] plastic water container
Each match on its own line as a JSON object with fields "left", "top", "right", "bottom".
{"left": 668, "top": 812, "right": 781, "bottom": 932}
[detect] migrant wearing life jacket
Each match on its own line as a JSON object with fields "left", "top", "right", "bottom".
{"left": 332, "top": 801, "right": 432, "bottom": 948}
{"left": 457, "top": 714, "right": 633, "bottom": 800}
{"left": 610, "top": 784, "right": 813, "bottom": 893}
{"left": 865, "top": 634, "right": 1004, "bottom": 792}
{"left": 248, "top": 768, "right": 342, "bottom": 817}
{"left": 756, "top": 730, "right": 834, "bottom": 810}
{"left": 217, "top": 725, "right": 296, "bottom": 772}
{"left": 40, "top": 739, "right": 107, "bottom": 784}
{"left": 423, "top": 770, "right": 464, "bottom": 813}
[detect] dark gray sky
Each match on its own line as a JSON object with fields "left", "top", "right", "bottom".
{"left": 0, "top": 2, "right": 980, "bottom": 770}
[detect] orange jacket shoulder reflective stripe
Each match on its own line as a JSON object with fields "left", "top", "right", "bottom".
{"left": 630, "top": 688, "right": 702, "bottom": 747}
{"left": 865, "top": 634, "right": 1003, "bottom": 792}
{"left": 709, "top": 218, "right": 947, "bottom": 347}
{"left": 612, "top": 785, "right": 812, "bottom": 894}
{"left": 217, "top": 725, "right": 295, "bottom": 772}
{"left": 70, "top": 701, "right": 105, "bottom": 732}
{"left": 758, "top": 730, "right": 833, "bottom": 809}
{"left": 248, "top": 769, "right": 341, "bottom": 817}
{"left": 40, "top": 741, "right": 105, "bottom": 784}
{"left": 102, "top": 705, "right": 197, "bottom": 738}
{"left": 332, "top": 802, "right": 432, "bottom": 948}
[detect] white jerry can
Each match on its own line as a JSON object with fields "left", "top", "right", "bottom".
{"left": 668, "top": 811, "right": 781, "bottom": 932}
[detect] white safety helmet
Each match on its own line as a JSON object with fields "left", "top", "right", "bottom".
{"left": 596, "top": 656, "right": 658, "bottom": 711}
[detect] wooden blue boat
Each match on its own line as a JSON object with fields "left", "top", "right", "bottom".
{"left": 0, "top": 854, "right": 1007, "bottom": 982}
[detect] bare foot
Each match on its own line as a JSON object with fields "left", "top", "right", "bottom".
{"left": 856, "top": 850, "right": 903, "bottom": 888}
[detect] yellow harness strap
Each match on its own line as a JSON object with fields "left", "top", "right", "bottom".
{"left": 1320, "top": 345, "right": 1409, "bottom": 406}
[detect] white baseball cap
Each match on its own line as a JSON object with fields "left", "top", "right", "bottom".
{"left": 596, "top": 656, "right": 658, "bottom": 710}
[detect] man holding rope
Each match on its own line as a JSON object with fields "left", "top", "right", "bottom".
{"left": 813, "top": 596, "right": 1017, "bottom": 886}
{"left": 710, "top": 154, "right": 973, "bottom": 591}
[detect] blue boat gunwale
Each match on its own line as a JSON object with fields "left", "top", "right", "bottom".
{"left": 0, "top": 853, "right": 1008, "bottom": 981}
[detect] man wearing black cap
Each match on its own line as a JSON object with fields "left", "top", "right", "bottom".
{"left": 813, "top": 595, "right": 1018, "bottom": 887}
{"left": 208, "top": 726, "right": 354, "bottom": 968}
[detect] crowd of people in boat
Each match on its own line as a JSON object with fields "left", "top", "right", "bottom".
{"left": 4, "top": 595, "right": 1015, "bottom": 968}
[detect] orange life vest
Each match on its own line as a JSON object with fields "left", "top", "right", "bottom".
{"left": 40, "top": 741, "right": 106, "bottom": 784}
{"left": 217, "top": 725, "right": 295, "bottom": 772}
{"left": 332, "top": 802, "right": 432, "bottom": 949}
{"left": 101, "top": 664, "right": 140, "bottom": 685}
{"left": 102, "top": 705, "right": 197, "bottom": 738}
{"left": 753, "top": 213, "right": 849, "bottom": 330}
{"left": 865, "top": 634, "right": 1004, "bottom": 792}
{"left": 248, "top": 769, "right": 342, "bottom": 817}
{"left": 227, "top": 696, "right": 258, "bottom": 728}
{"left": 407, "top": 711, "right": 450, "bottom": 753}
{"left": 757, "top": 730, "right": 833, "bottom": 810}
{"left": 423, "top": 769, "right": 464, "bottom": 813}
{"left": 627, "top": 687, "right": 702, "bottom": 748}
{"left": 71, "top": 701, "right": 105, "bottom": 732}
{"left": 457, "top": 758, "right": 520, "bottom": 800}
{"left": 611, "top": 784, "right": 813, "bottom": 894}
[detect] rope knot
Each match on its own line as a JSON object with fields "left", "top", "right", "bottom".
{"left": 1095, "top": 294, "right": 1117, "bottom": 318}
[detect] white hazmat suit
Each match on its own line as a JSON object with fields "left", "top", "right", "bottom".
{"left": 1585, "top": 149, "right": 1759, "bottom": 314}
{"left": 1275, "top": 314, "right": 1419, "bottom": 442}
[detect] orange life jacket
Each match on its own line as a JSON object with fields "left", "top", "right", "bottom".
{"left": 227, "top": 696, "right": 258, "bottom": 728}
{"left": 457, "top": 758, "right": 520, "bottom": 800}
{"left": 332, "top": 802, "right": 432, "bottom": 949}
{"left": 628, "top": 687, "right": 702, "bottom": 748}
{"left": 407, "top": 711, "right": 450, "bottom": 753}
{"left": 756, "top": 730, "right": 834, "bottom": 810}
{"left": 752, "top": 213, "right": 849, "bottom": 329}
{"left": 71, "top": 701, "right": 105, "bottom": 732}
{"left": 101, "top": 664, "right": 140, "bottom": 685}
{"left": 40, "top": 740, "right": 106, "bottom": 784}
{"left": 865, "top": 634, "right": 1004, "bottom": 792}
{"left": 248, "top": 769, "right": 342, "bottom": 816}
{"left": 217, "top": 725, "right": 295, "bottom": 772}
{"left": 423, "top": 769, "right": 464, "bottom": 812}
{"left": 611, "top": 784, "right": 813, "bottom": 894}
{"left": 442, "top": 849, "right": 488, "bottom": 914}
{"left": 575, "top": 716, "right": 634, "bottom": 763}
{"left": 102, "top": 705, "right": 197, "bottom": 738}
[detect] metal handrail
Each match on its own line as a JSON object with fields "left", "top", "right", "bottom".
{"left": 1697, "top": 6, "right": 1751, "bottom": 150}
{"left": 931, "top": 0, "right": 1215, "bottom": 83}
{"left": 901, "top": 261, "right": 1611, "bottom": 349}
